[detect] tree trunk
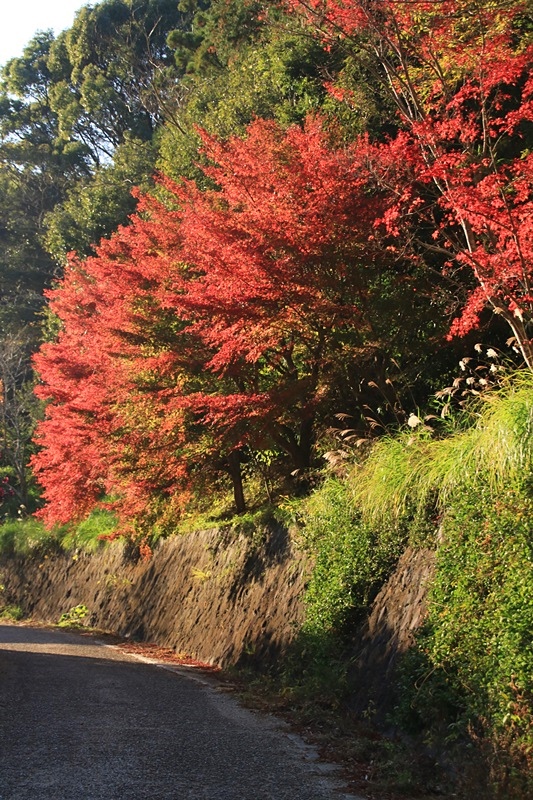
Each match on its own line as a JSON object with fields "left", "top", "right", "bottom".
{"left": 273, "top": 417, "right": 315, "bottom": 474}
{"left": 227, "top": 450, "right": 246, "bottom": 514}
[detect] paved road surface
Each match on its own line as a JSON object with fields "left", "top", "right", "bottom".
{"left": 0, "top": 624, "right": 361, "bottom": 799}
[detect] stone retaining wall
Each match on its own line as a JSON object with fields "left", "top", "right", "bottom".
{"left": 0, "top": 524, "right": 308, "bottom": 667}
{"left": 0, "top": 526, "right": 435, "bottom": 694}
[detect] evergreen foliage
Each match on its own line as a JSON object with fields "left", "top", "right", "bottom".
{"left": 295, "top": 476, "right": 406, "bottom": 638}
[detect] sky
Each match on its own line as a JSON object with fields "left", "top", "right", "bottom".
{"left": 0, "top": 0, "right": 90, "bottom": 67}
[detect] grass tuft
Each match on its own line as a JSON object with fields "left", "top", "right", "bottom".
{"left": 351, "top": 369, "right": 533, "bottom": 527}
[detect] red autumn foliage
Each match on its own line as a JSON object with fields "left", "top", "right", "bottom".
{"left": 166, "top": 119, "right": 388, "bottom": 464}
{"left": 32, "top": 205, "right": 192, "bottom": 528}
{"left": 32, "top": 264, "right": 119, "bottom": 525}
{"left": 32, "top": 117, "right": 390, "bottom": 527}
{"left": 289, "top": 0, "right": 533, "bottom": 367}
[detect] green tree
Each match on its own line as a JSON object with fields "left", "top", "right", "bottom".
{"left": 45, "top": 134, "right": 157, "bottom": 261}
{"left": 46, "top": 0, "right": 183, "bottom": 161}
{"left": 160, "top": 0, "right": 391, "bottom": 181}
{"left": 0, "top": 32, "right": 92, "bottom": 327}
{"left": 0, "top": 327, "right": 41, "bottom": 509}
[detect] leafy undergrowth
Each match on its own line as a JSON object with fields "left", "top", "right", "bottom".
{"left": 0, "top": 604, "right": 23, "bottom": 621}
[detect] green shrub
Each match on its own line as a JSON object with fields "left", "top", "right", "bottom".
{"left": 0, "top": 517, "right": 62, "bottom": 556}
{"left": 61, "top": 508, "right": 118, "bottom": 552}
{"left": 58, "top": 604, "right": 90, "bottom": 628}
{"left": 271, "top": 479, "right": 405, "bottom": 705}
{"left": 299, "top": 477, "right": 406, "bottom": 639}
{"left": 396, "top": 480, "right": 533, "bottom": 797}
{"left": 0, "top": 605, "right": 23, "bottom": 621}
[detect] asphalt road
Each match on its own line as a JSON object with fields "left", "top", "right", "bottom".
{"left": 0, "top": 624, "right": 361, "bottom": 800}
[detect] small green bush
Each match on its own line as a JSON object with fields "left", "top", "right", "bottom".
{"left": 0, "top": 605, "right": 23, "bottom": 621}
{"left": 58, "top": 604, "right": 90, "bottom": 628}
{"left": 396, "top": 480, "right": 533, "bottom": 797}
{"left": 61, "top": 508, "right": 118, "bottom": 552}
{"left": 299, "top": 477, "right": 406, "bottom": 638}
{"left": 0, "top": 517, "right": 62, "bottom": 557}
{"left": 282, "top": 478, "right": 407, "bottom": 705}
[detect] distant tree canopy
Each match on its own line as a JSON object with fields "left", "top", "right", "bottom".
{"left": 0, "top": 1, "right": 185, "bottom": 307}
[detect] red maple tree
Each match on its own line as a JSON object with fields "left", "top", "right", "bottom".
{"left": 168, "top": 118, "right": 388, "bottom": 470}
{"left": 32, "top": 262, "right": 118, "bottom": 525}
{"left": 32, "top": 209, "right": 194, "bottom": 528}
{"left": 289, "top": 0, "right": 533, "bottom": 366}
{"left": 32, "top": 116, "right": 392, "bottom": 525}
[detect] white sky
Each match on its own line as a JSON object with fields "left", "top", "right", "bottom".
{"left": 0, "top": 1, "right": 91, "bottom": 67}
